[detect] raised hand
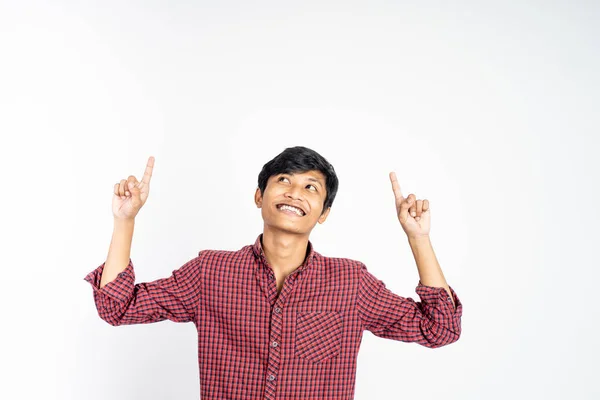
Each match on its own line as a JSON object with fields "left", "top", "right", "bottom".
{"left": 112, "top": 156, "right": 155, "bottom": 220}
{"left": 389, "top": 171, "right": 430, "bottom": 239}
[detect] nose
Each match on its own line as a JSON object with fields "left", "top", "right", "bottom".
{"left": 284, "top": 184, "right": 303, "bottom": 201}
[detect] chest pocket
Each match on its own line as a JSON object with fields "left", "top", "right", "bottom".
{"left": 295, "top": 310, "right": 343, "bottom": 364}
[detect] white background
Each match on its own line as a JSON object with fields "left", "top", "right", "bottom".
{"left": 1, "top": 0, "right": 599, "bottom": 399}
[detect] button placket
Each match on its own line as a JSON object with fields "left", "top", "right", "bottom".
{"left": 265, "top": 293, "right": 287, "bottom": 397}
{"left": 264, "top": 261, "right": 310, "bottom": 398}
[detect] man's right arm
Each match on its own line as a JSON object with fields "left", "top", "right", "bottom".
{"left": 83, "top": 218, "right": 204, "bottom": 326}
{"left": 100, "top": 218, "right": 135, "bottom": 289}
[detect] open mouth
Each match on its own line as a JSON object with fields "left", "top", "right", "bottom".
{"left": 276, "top": 204, "right": 306, "bottom": 217}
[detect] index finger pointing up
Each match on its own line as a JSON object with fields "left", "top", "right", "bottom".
{"left": 140, "top": 156, "right": 155, "bottom": 187}
{"left": 389, "top": 171, "right": 405, "bottom": 203}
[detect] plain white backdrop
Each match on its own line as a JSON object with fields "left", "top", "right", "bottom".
{"left": 1, "top": 0, "right": 598, "bottom": 399}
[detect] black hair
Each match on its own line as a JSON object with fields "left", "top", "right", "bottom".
{"left": 257, "top": 146, "right": 339, "bottom": 215}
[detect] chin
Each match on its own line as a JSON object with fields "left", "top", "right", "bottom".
{"left": 270, "top": 222, "right": 308, "bottom": 235}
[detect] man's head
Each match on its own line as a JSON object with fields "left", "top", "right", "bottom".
{"left": 255, "top": 146, "right": 339, "bottom": 234}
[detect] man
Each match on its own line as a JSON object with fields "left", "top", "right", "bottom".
{"left": 84, "top": 146, "right": 463, "bottom": 400}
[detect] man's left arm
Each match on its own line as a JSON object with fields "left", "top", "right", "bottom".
{"left": 408, "top": 235, "right": 456, "bottom": 310}
{"left": 357, "top": 173, "right": 463, "bottom": 347}
{"left": 389, "top": 171, "right": 461, "bottom": 308}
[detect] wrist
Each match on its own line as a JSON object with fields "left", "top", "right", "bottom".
{"left": 408, "top": 234, "right": 430, "bottom": 245}
{"left": 114, "top": 217, "right": 135, "bottom": 227}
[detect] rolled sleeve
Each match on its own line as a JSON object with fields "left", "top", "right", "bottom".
{"left": 83, "top": 253, "right": 204, "bottom": 326}
{"left": 357, "top": 262, "right": 462, "bottom": 348}
{"left": 415, "top": 280, "right": 463, "bottom": 340}
{"left": 84, "top": 259, "right": 135, "bottom": 304}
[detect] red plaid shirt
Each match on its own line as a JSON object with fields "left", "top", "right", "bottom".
{"left": 84, "top": 233, "right": 462, "bottom": 400}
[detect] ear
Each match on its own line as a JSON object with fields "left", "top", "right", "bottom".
{"left": 254, "top": 187, "right": 263, "bottom": 208}
{"left": 317, "top": 207, "right": 331, "bottom": 224}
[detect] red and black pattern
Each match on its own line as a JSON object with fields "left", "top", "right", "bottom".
{"left": 84, "top": 233, "right": 463, "bottom": 399}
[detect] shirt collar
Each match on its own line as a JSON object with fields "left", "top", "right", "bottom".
{"left": 251, "top": 233, "right": 315, "bottom": 272}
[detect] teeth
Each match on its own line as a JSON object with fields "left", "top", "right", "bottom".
{"left": 279, "top": 204, "right": 303, "bottom": 216}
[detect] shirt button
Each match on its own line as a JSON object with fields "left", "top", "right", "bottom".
{"left": 447, "top": 296, "right": 452, "bottom": 302}
{"left": 271, "top": 341, "right": 278, "bottom": 347}
{"left": 274, "top": 307, "right": 281, "bottom": 314}
{"left": 118, "top": 272, "right": 126, "bottom": 278}
{"left": 267, "top": 374, "right": 276, "bottom": 381}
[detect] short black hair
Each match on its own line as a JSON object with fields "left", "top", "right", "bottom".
{"left": 257, "top": 146, "right": 339, "bottom": 215}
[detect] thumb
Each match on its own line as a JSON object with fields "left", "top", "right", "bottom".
{"left": 127, "top": 181, "right": 143, "bottom": 206}
{"left": 399, "top": 197, "right": 413, "bottom": 220}
{"left": 128, "top": 181, "right": 140, "bottom": 195}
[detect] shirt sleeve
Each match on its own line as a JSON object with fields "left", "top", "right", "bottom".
{"left": 357, "top": 262, "right": 462, "bottom": 348}
{"left": 83, "top": 252, "right": 205, "bottom": 326}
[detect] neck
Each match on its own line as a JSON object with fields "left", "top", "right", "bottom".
{"left": 261, "top": 227, "right": 309, "bottom": 276}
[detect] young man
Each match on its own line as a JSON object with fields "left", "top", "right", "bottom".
{"left": 84, "top": 146, "right": 462, "bottom": 400}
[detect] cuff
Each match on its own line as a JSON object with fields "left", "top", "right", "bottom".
{"left": 83, "top": 259, "right": 135, "bottom": 303}
{"left": 416, "top": 280, "right": 462, "bottom": 317}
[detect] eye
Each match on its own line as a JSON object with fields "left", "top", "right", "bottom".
{"left": 278, "top": 176, "right": 318, "bottom": 192}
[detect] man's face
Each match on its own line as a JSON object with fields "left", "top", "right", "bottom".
{"left": 255, "top": 170, "right": 331, "bottom": 235}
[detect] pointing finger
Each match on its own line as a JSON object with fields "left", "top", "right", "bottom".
{"left": 389, "top": 171, "right": 404, "bottom": 204}
{"left": 139, "top": 156, "right": 155, "bottom": 188}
